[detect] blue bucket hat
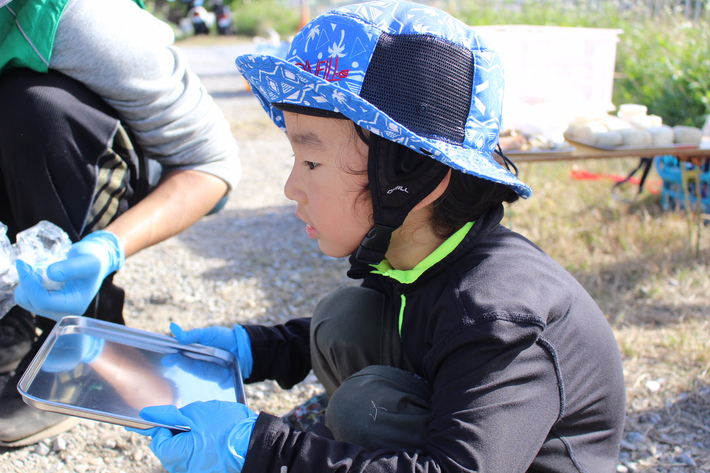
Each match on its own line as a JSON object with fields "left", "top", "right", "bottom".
{"left": 235, "top": 0, "right": 531, "bottom": 199}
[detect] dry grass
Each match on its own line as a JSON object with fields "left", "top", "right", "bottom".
{"left": 512, "top": 157, "right": 710, "bottom": 471}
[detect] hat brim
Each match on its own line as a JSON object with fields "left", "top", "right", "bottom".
{"left": 236, "top": 53, "right": 531, "bottom": 199}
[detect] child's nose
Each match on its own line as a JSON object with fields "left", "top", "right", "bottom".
{"left": 284, "top": 167, "right": 303, "bottom": 204}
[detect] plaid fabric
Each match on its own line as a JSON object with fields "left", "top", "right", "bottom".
{"left": 85, "top": 124, "right": 146, "bottom": 234}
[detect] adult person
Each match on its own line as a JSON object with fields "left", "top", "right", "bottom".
{"left": 0, "top": 0, "right": 240, "bottom": 447}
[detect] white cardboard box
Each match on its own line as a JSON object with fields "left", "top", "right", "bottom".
{"left": 476, "top": 25, "right": 623, "bottom": 141}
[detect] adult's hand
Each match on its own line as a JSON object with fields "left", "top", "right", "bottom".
{"left": 14, "top": 230, "right": 124, "bottom": 320}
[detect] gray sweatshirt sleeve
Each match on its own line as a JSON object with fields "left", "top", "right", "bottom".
{"left": 50, "top": 0, "right": 241, "bottom": 190}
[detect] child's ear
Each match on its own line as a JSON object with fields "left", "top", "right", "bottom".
{"left": 412, "top": 170, "right": 452, "bottom": 210}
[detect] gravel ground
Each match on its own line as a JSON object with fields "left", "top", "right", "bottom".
{"left": 0, "top": 42, "right": 351, "bottom": 473}
{"left": 0, "top": 42, "right": 701, "bottom": 473}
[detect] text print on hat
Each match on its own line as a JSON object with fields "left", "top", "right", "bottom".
{"left": 235, "top": 0, "right": 532, "bottom": 199}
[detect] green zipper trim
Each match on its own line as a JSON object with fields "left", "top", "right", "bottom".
{"left": 398, "top": 294, "right": 406, "bottom": 336}
{"left": 370, "top": 221, "right": 475, "bottom": 336}
{"left": 371, "top": 221, "right": 474, "bottom": 284}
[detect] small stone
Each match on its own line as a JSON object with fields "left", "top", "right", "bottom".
{"left": 74, "top": 464, "right": 89, "bottom": 473}
{"left": 35, "top": 441, "right": 51, "bottom": 456}
{"left": 620, "top": 440, "right": 636, "bottom": 450}
{"left": 102, "top": 438, "right": 117, "bottom": 449}
{"left": 100, "top": 431, "right": 121, "bottom": 449}
{"left": 52, "top": 436, "right": 68, "bottom": 452}
{"left": 645, "top": 379, "right": 661, "bottom": 392}
{"left": 676, "top": 453, "right": 696, "bottom": 467}
{"left": 149, "top": 293, "right": 170, "bottom": 304}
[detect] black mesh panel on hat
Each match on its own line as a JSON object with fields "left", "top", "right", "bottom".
{"left": 359, "top": 32, "right": 474, "bottom": 145}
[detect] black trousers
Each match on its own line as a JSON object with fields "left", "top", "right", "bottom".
{"left": 0, "top": 69, "right": 150, "bottom": 331}
{"left": 310, "top": 285, "right": 432, "bottom": 451}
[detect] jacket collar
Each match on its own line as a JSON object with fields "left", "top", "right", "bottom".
{"left": 347, "top": 204, "right": 505, "bottom": 283}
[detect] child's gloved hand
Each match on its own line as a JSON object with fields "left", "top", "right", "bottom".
{"left": 170, "top": 322, "right": 253, "bottom": 379}
{"left": 14, "top": 230, "right": 124, "bottom": 320}
{"left": 160, "top": 352, "right": 234, "bottom": 389}
{"left": 129, "top": 400, "right": 257, "bottom": 473}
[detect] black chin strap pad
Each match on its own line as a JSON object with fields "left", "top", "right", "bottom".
{"left": 355, "top": 135, "right": 450, "bottom": 264}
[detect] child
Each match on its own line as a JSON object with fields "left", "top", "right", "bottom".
{"left": 131, "top": 1, "right": 626, "bottom": 472}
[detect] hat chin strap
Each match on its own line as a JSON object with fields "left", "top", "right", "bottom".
{"left": 354, "top": 135, "right": 450, "bottom": 264}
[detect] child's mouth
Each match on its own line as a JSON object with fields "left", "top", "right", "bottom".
{"left": 306, "top": 224, "right": 317, "bottom": 239}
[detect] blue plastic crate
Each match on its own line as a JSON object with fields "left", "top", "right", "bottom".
{"left": 655, "top": 155, "right": 710, "bottom": 213}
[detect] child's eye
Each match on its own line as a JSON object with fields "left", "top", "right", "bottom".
{"left": 304, "top": 161, "right": 319, "bottom": 170}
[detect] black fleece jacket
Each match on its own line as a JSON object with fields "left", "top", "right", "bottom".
{"left": 242, "top": 205, "right": 626, "bottom": 473}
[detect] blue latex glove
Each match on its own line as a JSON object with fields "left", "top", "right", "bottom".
{"left": 14, "top": 230, "right": 124, "bottom": 320}
{"left": 170, "top": 322, "right": 253, "bottom": 379}
{"left": 161, "top": 352, "right": 234, "bottom": 389}
{"left": 130, "top": 400, "right": 257, "bottom": 473}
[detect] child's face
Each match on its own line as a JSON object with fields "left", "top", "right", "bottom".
{"left": 283, "top": 112, "right": 372, "bottom": 258}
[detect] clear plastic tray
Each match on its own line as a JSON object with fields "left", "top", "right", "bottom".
{"left": 17, "top": 316, "right": 246, "bottom": 432}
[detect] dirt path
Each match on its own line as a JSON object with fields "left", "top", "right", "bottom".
{"left": 0, "top": 42, "right": 347, "bottom": 473}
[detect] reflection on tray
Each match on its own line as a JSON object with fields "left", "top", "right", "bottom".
{"left": 18, "top": 317, "right": 245, "bottom": 431}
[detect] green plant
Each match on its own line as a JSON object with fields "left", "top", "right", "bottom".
{"left": 449, "top": 0, "right": 710, "bottom": 129}
{"left": 450, "top": 0, "right": 628, "bottom": 28}
{"left": 231, "top": 0, "right": 301, "bottom": 37}
{"left": 613, "top": 19, "right": 710, "bottom": 128}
